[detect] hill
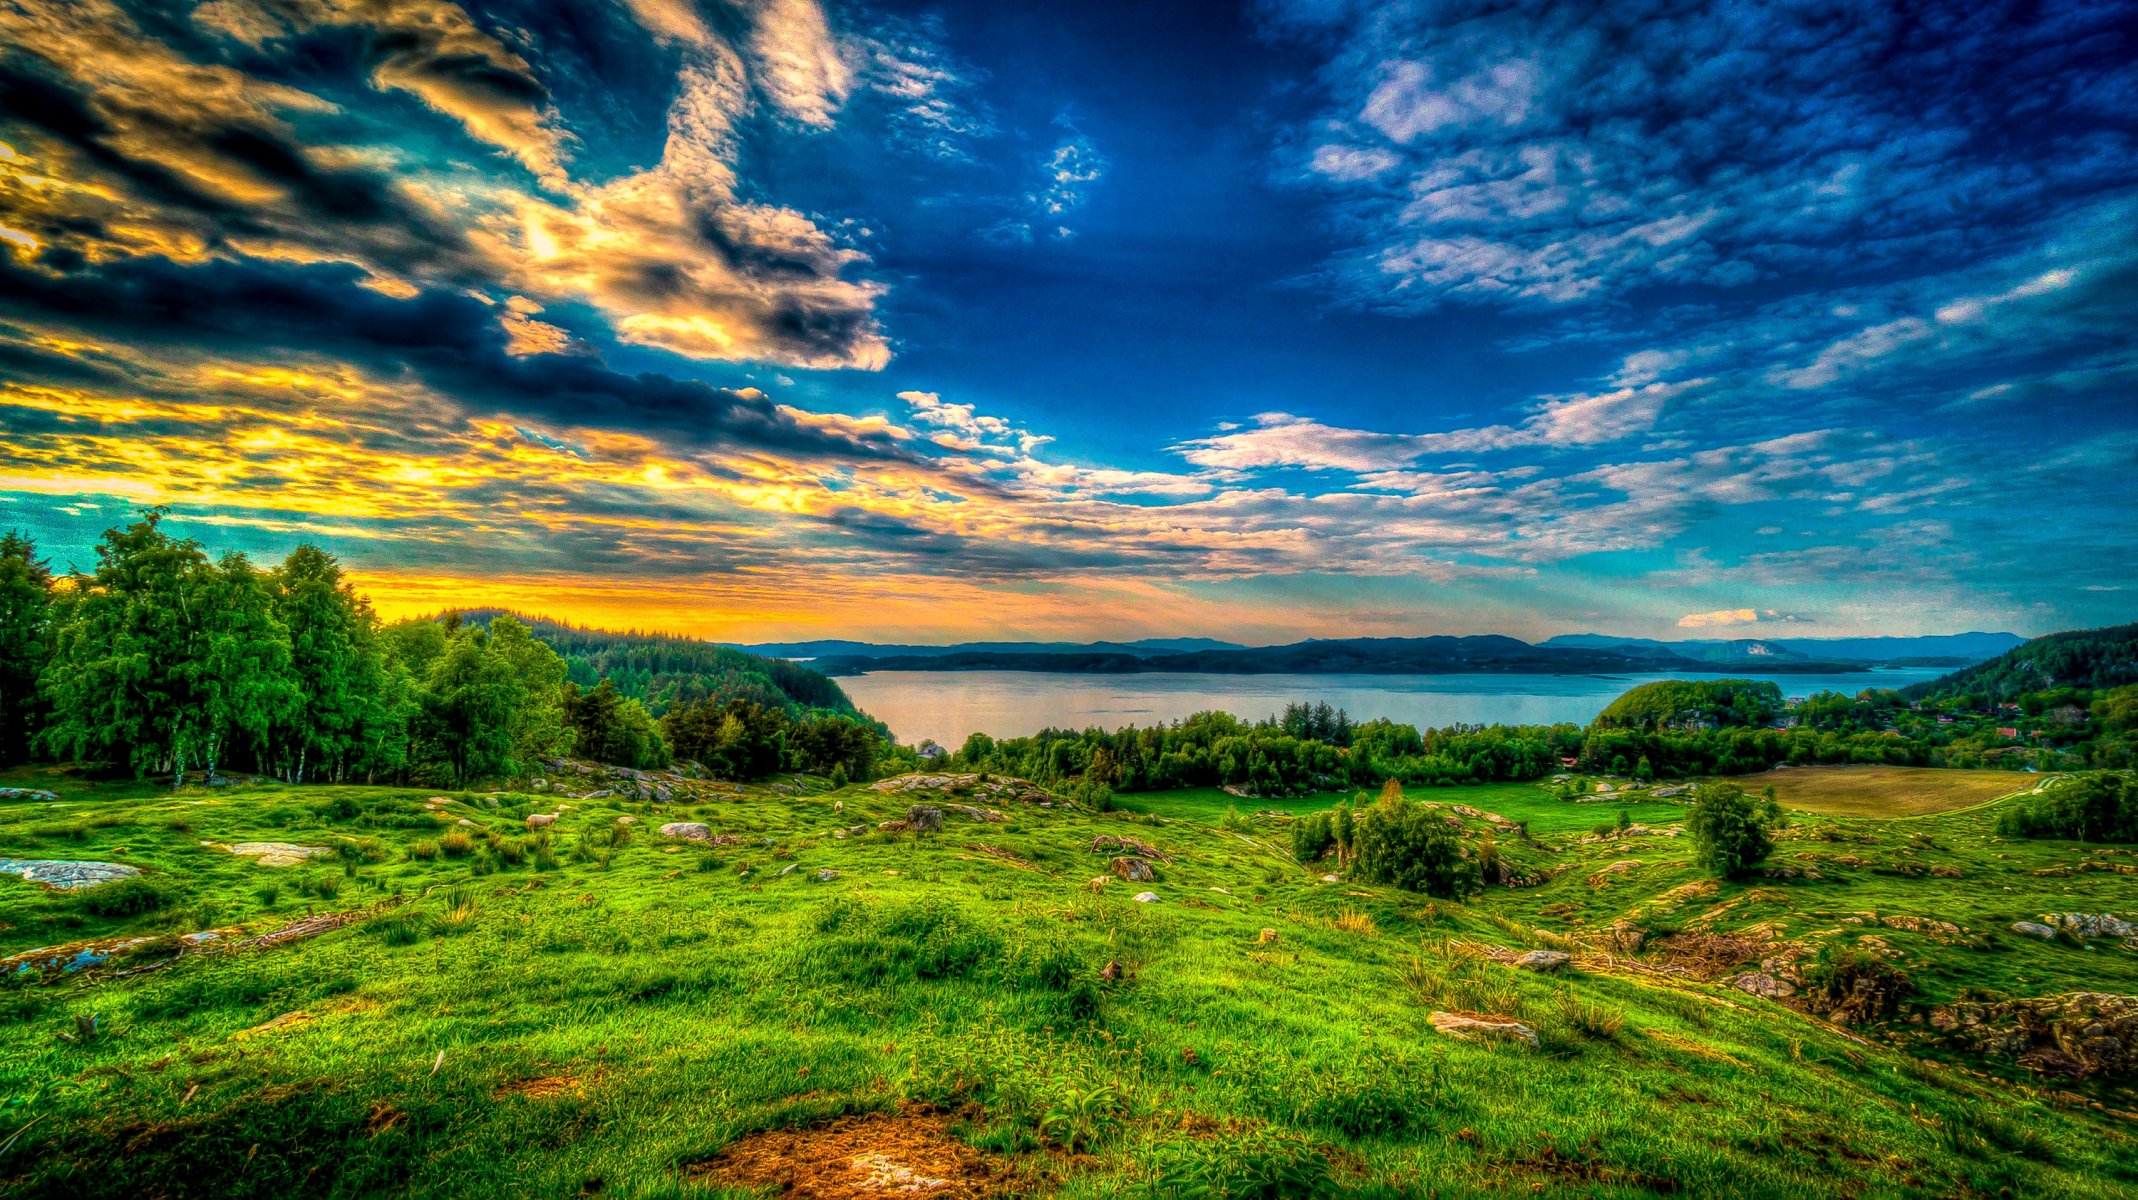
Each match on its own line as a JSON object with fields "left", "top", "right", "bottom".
{"left": 450, "top": 610, "right": 862, "bottom": 717}
{"left": 1545, "top": 631, "right": 2024, "bottom": 664}
{"left": 728, "top": 637, "right": 1246, "bottom": 659}
{"left": 0, "top": 767, "right": 2131, "bottom": 1197}
{"left": 813, "top": 635, "right": 1878, "bottom": 677}
{"left": 1905, "top": 622, "right": 2138, "bottom": 703}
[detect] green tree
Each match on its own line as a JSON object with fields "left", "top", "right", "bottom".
{"left": 486, "top": 615, "right": 572, "bottom": 766}
{"left": 40, "top": 510, "right": 215, "bottom": 783}
{"left": 415, "top": 623, "right": 520, "bottom": 786}
{"left": 0, "top": 532, "right": 54, "bottom": 765}
{"left": 564, "top": 678, "right": 670, "bottom": 768}
{"left": 1685, "top": 782, "right": 1776, "bottom": 878}
{"left": 196, "top": 552, "right": 296, "bottom": 780}
{"left": 271, "top": 545, "right": 395, "bottom": 783}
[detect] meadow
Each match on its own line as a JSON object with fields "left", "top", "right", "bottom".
{"left": 1734, "top": 764, "right": 2036, "bottom": 817}
{"left": 0, "top": 764, "right": 2134, "bottom": 1198}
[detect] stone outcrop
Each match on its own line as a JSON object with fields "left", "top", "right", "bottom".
{"left": 659, "top": 822, "right": 713, "bottom": 840}
{"left": 1514, "top": 950, "right": 1569, "bottom": 972}
{"left": 1090, "top": 834, "right": 1170, "bottom": 862}
{"left": 1111, "top": 856, "right": 1156, "bottom": 883}
{"left": 225, "top": 842, "right": 331, "bottom": 868}
{"left": 1428, "top": 1011, "right": 1538, "bottom": 1048}
{"left": 906, "top": 806, "right": 944, "bottom": 833}
{"left": 1930, "top": 992, "right": 2138, "bottom": 1079}
{"left": 869, "top": 773, "right": 1056, "bottom": 805}
{"left": 0, "top": 859, "right": 140, "bottom": 889}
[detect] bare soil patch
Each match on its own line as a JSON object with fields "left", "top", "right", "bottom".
{"left": 687, "top": 1105, "right": 1019, "bottom": 1198}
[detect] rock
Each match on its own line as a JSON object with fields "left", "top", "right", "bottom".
{"left": 906, "top": 806, "right": 943, "bottom": 833}
{"left": 1111, "top": 856, "right": 1157, "bottom": 883}
{"left": 2041, "top": 912, "right": 2138, "bottom": 941}
{"left": 525, "top": 813, "right": 557, "bottom": 830}
{"left": 615, "top": 815, "right": 637, "bottom": 826}
{"left": 1652, "top": 784, "right": 1692, "bottom": 798}
{"left": 1256, "top": 928, "right": 1278, "bottom": 945}
{"left": 1133, "top": 891, "right": 1159, "bottom": 903}
{"left": 1088, "top": 876, "right": 1110, "bottom": 892}
{"left": 1728, "top": 971, "right": 1797, "bottom": 999}
{"left": 0, "top": 859, "right": 142, "bottom": 889}
{"left": 0, "top": 787, "right": 60, "bottom": 802}
{"left": 1587, "top": 859, "right": 1640, "bottom": 887}
{"left": 659, "top": 822, "right": 713, "bottom": 840}
{"left": 2011, "top": 921, "right": 2059, "bottom": 941}
{"left": 457, "top": 818, "right": 477, "bottom": 827}
{"left": 1100, "top": 960, "right": 1123, "bottom": 981}
{"left": 941, "top": 803, "right": 1007, "bottom": 823}
{"left": 815, "top": 869, "right": 840, "bottom": 882}
{"left": 1090, "top": 834, "right": 1170, "bottom": 861}
{"left": 1321, "top": 873, "right": 1340, "bottom": 884}
{"left": 1428, "top": 1011, "right": 1539, "bottom": 1048}
{"left": 778, "top": 864, "right": 797, "bottom": 877}
{"left": 1514, "top": 950, "right": 1570, "bottom": 972}
{"left": 878, "top": 820, "right": 910, "bottom": 834}
{"left": 1604, "top": 919, "right": 1647, "bottom": 955}
{"left": 226, "top": 842, "right": 331, "bottom": 868}
{"left": 1930, "top": 992, "right": 2138, "bottom": 1078}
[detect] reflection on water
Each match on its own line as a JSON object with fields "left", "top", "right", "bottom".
{"left": 838, "top": 667, "right": 1953, "bottom": 747}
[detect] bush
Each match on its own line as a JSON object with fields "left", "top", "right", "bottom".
{"left": 439, "top": 830, "right": 474, "bottom": 858}
{"left": 1291, "top": 811, "right": 1335, "bottom": 863}
{"left": 1685, "top": 782, "right": 1775, "bottom": 878}
{"left": 1994, "top": 772, "right": 2138, "bottom": 841}
{"left": 408, "top": 840, "right": 439, "bottom": 861}
{"left": 76, "top": 876, "right": 174, "bottom": 918}
{"left": 1353, "top": 799, "right": 1479, "bottom": 899}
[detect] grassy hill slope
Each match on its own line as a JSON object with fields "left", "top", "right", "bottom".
{"left": 0, "top": 767, "right": 2133, "bottom": 1198}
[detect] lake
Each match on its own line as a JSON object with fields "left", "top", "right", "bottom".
{"left": 840, "top": 667, "right": 1954, "bottom": 747}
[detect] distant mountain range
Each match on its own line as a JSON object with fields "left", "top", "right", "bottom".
{"left": 735, "top": 632, "right": 2023, "bottom": 678}
{"left": 722, "top": 637, "right": 1244, "bottom": 660}
{"left": 1541, "top": 632, "right": 2025, "bottom": 665}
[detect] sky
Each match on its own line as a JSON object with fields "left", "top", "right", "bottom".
{"left": 1, "top": 0, "right": 2135, "bottom": 644}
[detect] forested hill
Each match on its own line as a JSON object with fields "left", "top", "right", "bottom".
{"left": 1904, "top": 623, "right": 2138, "bottom": 703}
{"left": 449, "top": 611, "right": 860, "bottom": 718}
{"left": 810, "top": 635, "right": 1877, "bottom": 677}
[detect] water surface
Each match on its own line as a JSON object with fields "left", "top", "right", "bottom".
{"left": 840, "top": 667, "right": 1952, "bottom": 747}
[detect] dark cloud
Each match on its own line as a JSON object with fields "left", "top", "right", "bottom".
{"left": 0, "top": 254, "right": 906, "bottom": 463}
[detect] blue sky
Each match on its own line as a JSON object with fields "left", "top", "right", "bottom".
{"left": 0, "top": 0, "right": 2133, "bottom": 641}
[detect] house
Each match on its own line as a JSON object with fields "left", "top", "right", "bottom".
{"left": 1996, "top": 727, "right": 2020, "bottom": 739}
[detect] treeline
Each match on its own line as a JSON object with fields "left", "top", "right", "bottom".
{"left": 1905, "top": 623, "right": 2138, "bottom": 704}
{"left": 461, "top": 612, "right": 860, "bottom": 717}
{"left": 0, "top": 513, "right": 893, "bottom": 787}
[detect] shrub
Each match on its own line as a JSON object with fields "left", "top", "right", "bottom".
{"left": 1802, "top": 943, "right": 1916, "bottom": 1024}
{"left": 1685, "top": 781, "right": 1775, "bottom": 878}
{"left": 409, "top": 840, "right": 439, "bottom": 861}
{"left": 253, "top": 881, "right": 282, "bottom": 907}
{"left": 1291, "top": 811, "right": 1335, "bottom": 863}
{"left": 371, "top": 910, "right": 429, "bottom": 946}
{"left": 1331, "top": 906, "right": 1377, "bottom": 936}
{"left": 317, "top": 795, "right": 361, "bottom": 823}
{"left": 1353, "top": 799, "right": 1479, "bottom": 899}
{"left": 77, "top": 876, "right": 174, "bottom": 918}
{"left": 439, "top": 830, "right": 474, "bottom": 858}
{"left": 1218, "top": 805, "right": 1250, "bottom": 833}
{"left": 1149, "top": 1129, "right": 1337, "bottom": 1199}
{"left": 1994, "top": 772, "right": 2138, "bottom": 842}
{"left": 531, "top": 833, "right": 558, "bottom": 870}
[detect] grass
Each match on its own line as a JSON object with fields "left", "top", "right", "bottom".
{"left": 1736, "top": 764, "right": 2039, "bottom": 817}
{"left": 0, "top": 764, "right": 2132, "bottom": 1198}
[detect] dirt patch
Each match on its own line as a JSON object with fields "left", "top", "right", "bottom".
{"left": 687, "top": 1105, "right": 1018, "bottom": 1198}
{"left": 494, "top": 1073, "right": 585, "bottom": 1101}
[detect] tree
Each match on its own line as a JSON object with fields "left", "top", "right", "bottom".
{"left": 1685, "top": 782, "right": 1776, "bottom": 878}
{"left": 564, "top": 678, "right": 671, "bottom": 768}
{"left": 414, "top": 623, "right": 520, "bottom": 786}
{"left": 271, "top": 545, "right": 395, "bottom": 783}
{"left": 0, "top": 533, "right": 54, "bottom": 765}
{"left": 484, "top": 615, "right": 572, "bottom": 766}
{"left": 40, "top": 510, "right": 216, "bottom": 783}
{"left": 196, "top": 552, "right": 296, "bottom": 780}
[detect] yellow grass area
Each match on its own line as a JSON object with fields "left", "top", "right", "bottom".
{"left": 1741, "top": 764, "right": 2038, "bottom": 817}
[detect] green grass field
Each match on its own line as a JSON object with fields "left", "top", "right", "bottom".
{"left": 1, "top": 765, "right": 2134, "bottom": 1198}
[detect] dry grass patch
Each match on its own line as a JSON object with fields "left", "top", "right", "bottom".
{"left": 1740, "top": 765, "right": 2031, "bottom": 818}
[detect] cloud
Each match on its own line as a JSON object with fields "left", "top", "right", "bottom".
{"left": 1676, "top": 608, "right": 1811, "bottom": 629}
{"left": 1267, "top": 0, "right": 2138, "bottom": 311}
{"left": 0, "top": 0, "right": 893, "bottom": 371}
